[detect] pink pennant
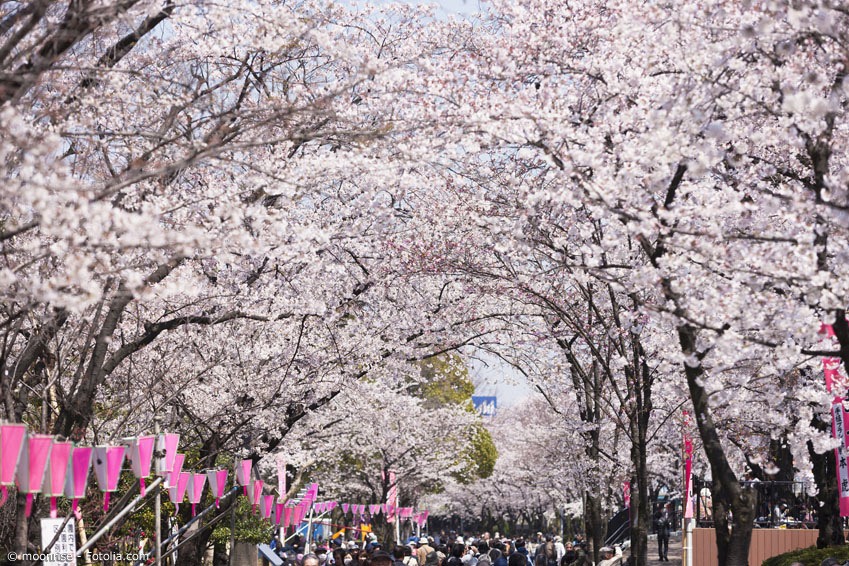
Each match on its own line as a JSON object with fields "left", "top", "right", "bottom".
{"left": 169, "top": 471, "right": 191, "bottom": 514}
{"left": 236, "top": 459, "right": 252, "bottom": 496}
{"left": 168, "top": 454, "right": 185, "bottom": 488}
{"left": 159, "top": 433, "right": 180, "bottom": 475}
{"left": 93, "top": 445, "right": 126, "bottom": 511}
{"left": 65, "top": 446, "right": 92, "bottom": 519}
{"left": 251, "top": 479, "right": 263, "bottom": 512}
{"left": 283, "top": 505, "right": 293, "bottom": 528}
{"left": 275, "top": 502, "right": 285, "bottom": 525}
{"left": 188, "top": 472, "right": 206, "bottom": 516}
{"left": 342, "top": 503, "right": 350, "bottom": 514}
{"left": 277, "top": 457, "right": 286, "bottom": 500}
{"left": 45, "top": 441, "right": 72, "bottom": 518}
{"left": 128, "top": 436, "right": 155, "bottom": 496}
{"left": 261, "top": 494, "right": 275, "bottom": 520}
{"left": 206, "top": 469, "right": 228, "bottom": 508}
{"left": 381, "top": 503, "right": 388, "bottom": 514}
{"left": 17, "top": 435, "right": 53, "bottom": 516}
{"left": 0, "top": 424, "right": 26, "bottom": 506}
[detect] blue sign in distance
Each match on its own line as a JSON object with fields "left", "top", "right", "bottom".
{"left": 472, "top": 396, "right": 497, "bottom": 417}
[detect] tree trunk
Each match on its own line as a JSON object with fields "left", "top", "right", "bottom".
{"left": 13, "top": 495, "right": 27, "bottom": 555}
{"left": 678, "top": 324, "right": 756, "bottom": 566}
{"left": 809, "top": 415, "right": 844, "bottom": 548}
{"left": 585, "top": 492, "right": 605, "bottom": 566}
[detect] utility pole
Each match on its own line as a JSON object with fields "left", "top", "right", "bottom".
{"left": 154, "top": 416, "right": 162, "bottom": 566}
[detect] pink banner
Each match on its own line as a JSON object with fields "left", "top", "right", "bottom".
{"left": 45, "top": 441, "right": 72, "bottom": 518}
{"left": 65, "top": 446, "right": 92, "bottom": 518}
{"left": 822, "top": 324, "right": 849, "bottom": 516}
{"left": 277, "top": 457, "right": 286, "bottom": 501}
{"left": 17, "top": 434, "right": 53, "bottom": 516}
{"left": 0, "top": 424, "right": 26, "bottom": 506}
{"left": 188, "top": 472, "right": 206, "bottom": 516}
{"left": 159, "top": 433, "right": 180, "bottom": 475}
{"left": 261, "top": 494, "right": 275, "bottom": 519}
{"left": 236, "top": 459, "right": 252, "bottom": 495}
{"left": 623, "top": 482, "right": 631, "bottom": 509}
{"left": 168, "top": 454, "right": 185, "bottom": 488}
{"left": 128, "top": 436, "right": 155, "bottom": 496}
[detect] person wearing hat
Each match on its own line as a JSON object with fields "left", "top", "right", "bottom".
{"left": 417, "top": 538, "right": 435, "bottom": 566}
{"left": 597, "top": 546, "right": 623, "bottom": 566}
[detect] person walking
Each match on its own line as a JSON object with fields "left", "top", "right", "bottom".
{"left": 654, "top": 505, "right": 673, "bottom": 562}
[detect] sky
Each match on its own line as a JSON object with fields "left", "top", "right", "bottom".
{"left": 469, "top": 351, "right": 535, "bottom": 409}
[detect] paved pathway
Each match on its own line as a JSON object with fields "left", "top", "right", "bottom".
{"left": 630, "top": 534, "right": 682, "bottom": 566}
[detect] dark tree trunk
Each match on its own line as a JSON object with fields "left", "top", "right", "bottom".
{"left": 809, "top": 416, "right": 845, "bottom": 548}
{"left": 679, "top": 324, "right": 756, "bottom": 566}
{"left": 584, "top": 493, "right": 605, "bottom": 566}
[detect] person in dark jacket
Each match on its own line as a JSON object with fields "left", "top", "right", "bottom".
{"left": 654, "top": 505, "right": 673, "bottom": 561}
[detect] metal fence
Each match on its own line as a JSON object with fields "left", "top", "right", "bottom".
{"left": 692, "top": 479, "right": 819, "bottom": 529}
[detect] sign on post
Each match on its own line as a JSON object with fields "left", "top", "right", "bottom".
{"left": 40, "top": 518, "right": 76, "bottom": 566}
{"left": 472, "top": 396, "right": 497, "bottom": 417}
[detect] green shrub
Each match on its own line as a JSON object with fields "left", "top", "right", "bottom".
{"left": 762, "top": 544, "right": 849, "bottom": 566}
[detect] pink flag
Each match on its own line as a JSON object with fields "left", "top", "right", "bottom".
{"left": 236, "top": 459, "right": 252, "bottom": 496}
{"left": 261, "top": 494, "right": 275, "bottom": 520}
{"left": 275, "top": 502, "right": 285, "bottom": 525}
{"left": 17, "top": 434, "right": 53, "bottom": 516}
{"left": 0, "top": 424, "right": 26, "bottom": 506}
{"left": 157, "top": 433, "right": 180, "bottom": 475}
{"left": 277, "top": 457, "right": 286, "bottom": 501}
{"left": 188, "top": 472, "right": 206, "bottom": 516}
{"left": 127, "top": 436, "right": 156, "bottom": 497}
{"left": 169, "top": 471, "right": 191, "bottom": 514}
{"left": 206, "top": 469, "right": 228, "bottom": 508}
{"left": 168, "top": 454, "right": 185, "bottom": 489}
{"left": 251, "top": 479, "right": 263, "bottom": 512}
{"left": 64, "top": 446, "right": 92, "bottom": 519}
{"left": 45, "top": 441, "right": 72, "bottom": 518}
{"left": 93, "top": 445, "right": 126, "bottom": 512}
{"left": 342, "top": 503, "right": 350, "bottom": 514}
{"left": 381, "top": 503, "right": 388, "bottom": 514}
{"left": 283, "top": 505, "right": 293, "bottom": 528}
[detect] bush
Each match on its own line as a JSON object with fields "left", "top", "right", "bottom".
{"left": 762, "top": 545, "right": 849, "bottom": 566}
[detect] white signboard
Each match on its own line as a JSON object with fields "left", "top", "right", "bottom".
{"left": 40, "top": 518, "right": 76, "bottom": 566}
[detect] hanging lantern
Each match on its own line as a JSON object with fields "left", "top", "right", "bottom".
{"left": 16, "top": 434, "right": 53, "bottom": 517}
{"left": 156, "top": 433, "right": 180, "bottom": 476}
{"left": 275, "top": 501, "right": 285, "bottom": 525}
{"left": 261, "top": 494, "right": 275, "bottom": 520}
{"left": 169, "top": 471, "right": 190, "bottom": 514}
{"left": 93, "top": 445, "right": 125, "bottom": 512}
{"left": 342, "top": 503, "right": 350, "bottom": 514}
{"left": 188, "top": 472, "right": 206, "bottom": 516}
{"left": 44, "top": 441, "right": 72, "bottom": 518}
{"left": 235, "top": 459, "right": 252, "bottom": 496}
{"left": 64, "top": 446, "right": 92, "bottom": 519}
{"left": 206, "top": 469, "right": 227, "bottom": 508}
{"left": 167, "top": 454, "right": 185, "bottom": 489}
{"left": 126, "top": 436, "right": 155, "bottom": 497}
{"left": 283, "top": 505, "right": 293, "bottom": 529}
{"left": 250, "top": 479, "right": 263, "bottom": 512}
{"left": 0, "top": 424, "right": 26, "bottom": 506}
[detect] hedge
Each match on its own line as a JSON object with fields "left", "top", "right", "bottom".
{"left": 762, "top": 545, "right": 849, "bottom": 566}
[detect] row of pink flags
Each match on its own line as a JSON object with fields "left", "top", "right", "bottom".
{"left": 0, "top": 423, "right": 302, "bottom": 520}
{"left": 0, "top": 423, "right": 429, "bottom": 527}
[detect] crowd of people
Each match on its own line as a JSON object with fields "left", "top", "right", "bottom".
{"left": 266, "top": 532, "right": 627, "bottom": 566}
